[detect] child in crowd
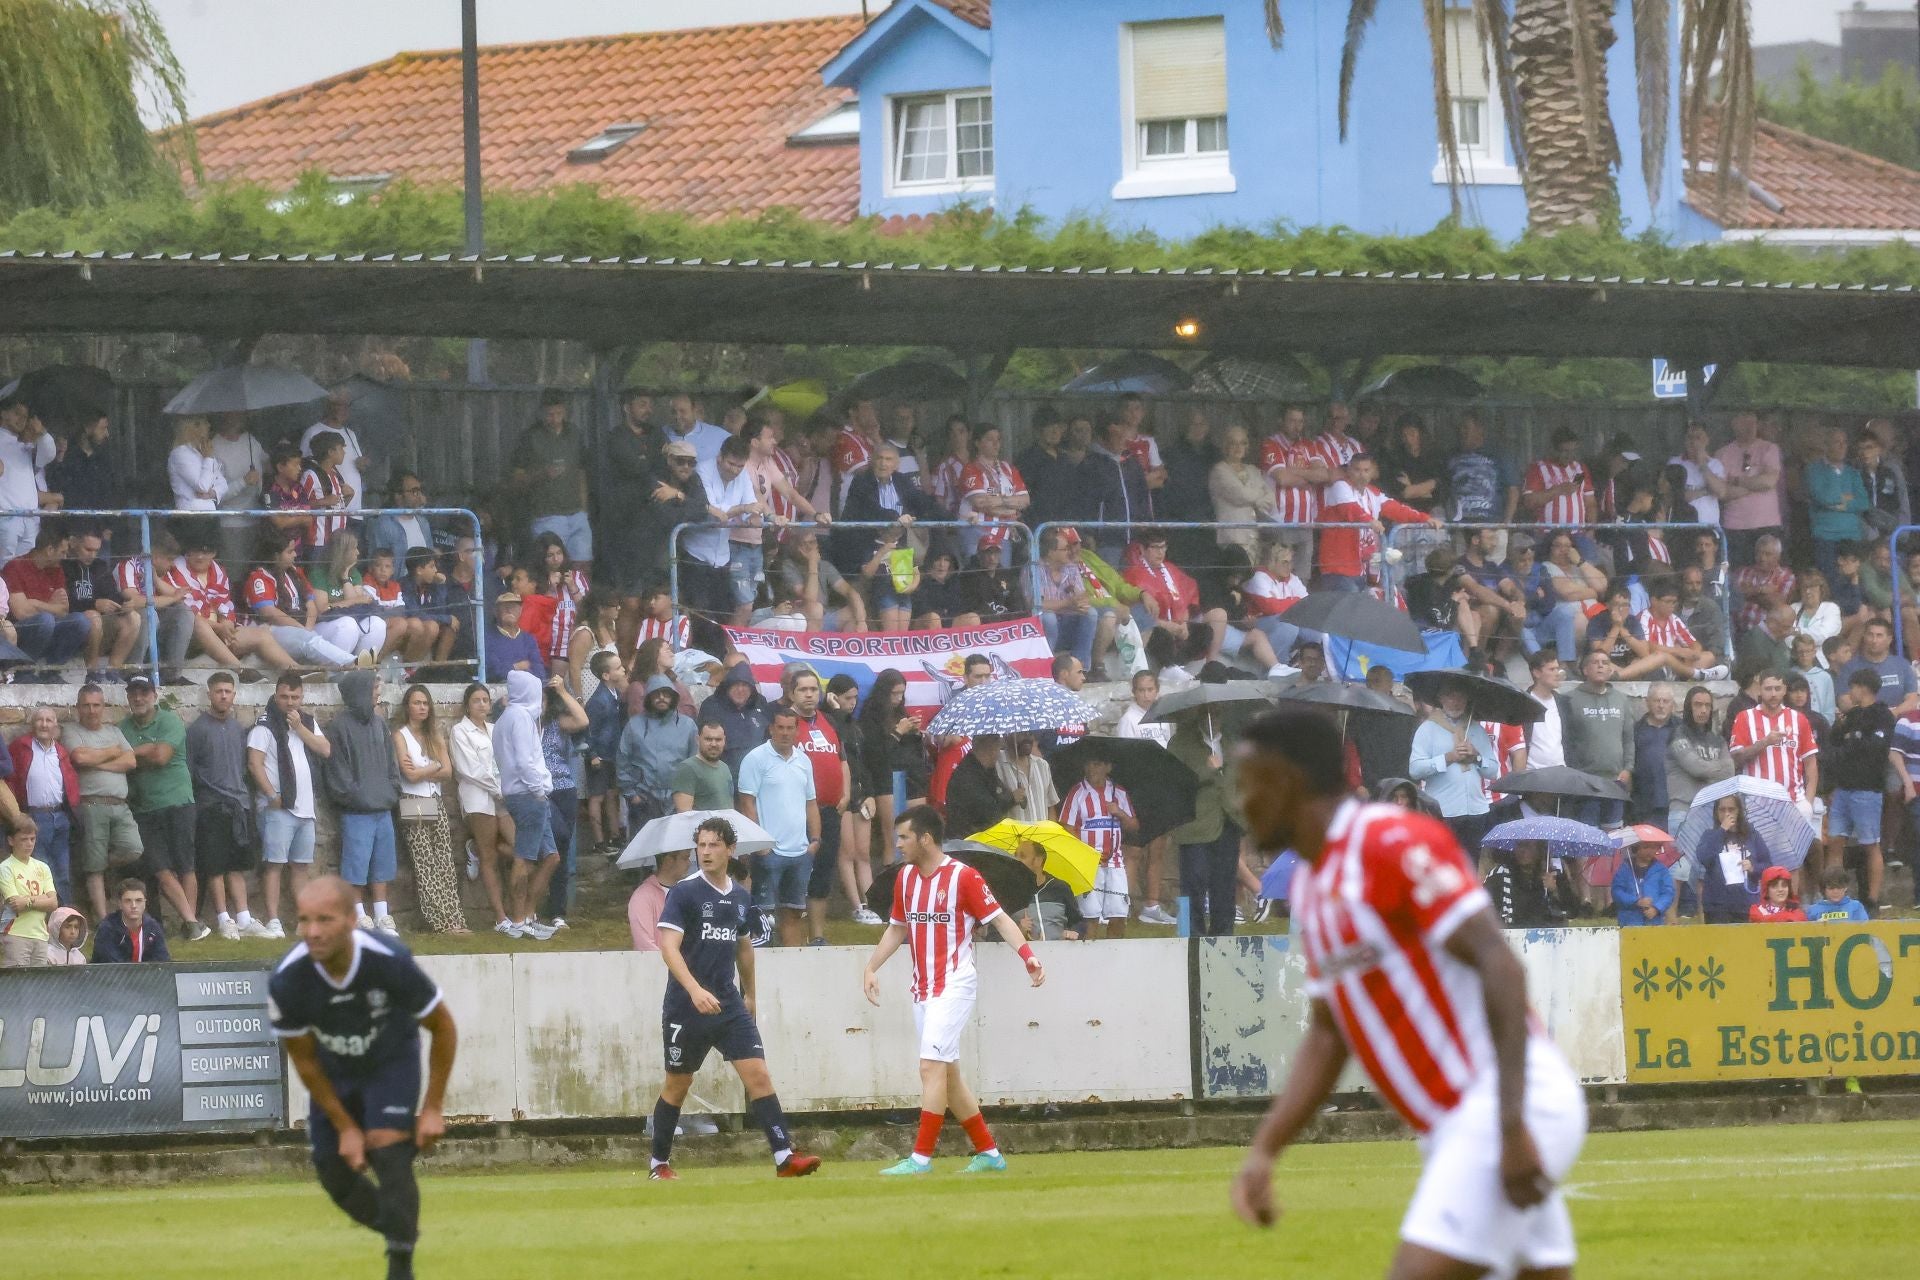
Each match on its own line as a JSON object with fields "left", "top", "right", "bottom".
{"left": 1060, "top": 741, "right": 1137, "bottom": 938}
{"left": 46, "top": 905, "right": 87, "bottom": 965}
{"left": 1804, "top": 866, "right": 1870, "bottom": 923}
{"left": 404, "top": 548, "right": 460, "bottom": 664}
{"left": 0, "top": 819, "right": 55, "bottom": 968}
{"left": 1749, "top": 866, "right": 1806, "bottom": 923}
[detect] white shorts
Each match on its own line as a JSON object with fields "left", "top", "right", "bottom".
{"left": 1077, "top": 864, "right": 1130, "bottom": 921}
{"left": 912, "top": 992, "right": 975, "bottom": 1064}
{"left": 1401, "top": 1039, "right": 1587, "bottom": 1278}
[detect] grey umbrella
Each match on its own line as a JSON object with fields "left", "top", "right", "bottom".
{"left": 1275, "top": 681, "right": 1413, "bottom": 716}
{"left": 1404, "top": 669, "right": 1543, "bottom": 725}
{"left": 1144, "top": 679, "right": 1278, "bottom": 724}
{"left": 164, "top": 364, "right": 329, "bottom": 416}
{"left": 1488, "top": 766, "right": 1628, "bottom": 802}
{"left": 1283, "top": 591, "right": 1426, "bottom": 654}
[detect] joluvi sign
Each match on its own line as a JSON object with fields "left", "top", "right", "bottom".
{"left": 1620, "top": 924, "right": 1920, "bottom": 1082}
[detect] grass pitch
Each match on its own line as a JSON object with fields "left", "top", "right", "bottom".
{"left": 22, "top": 1120, "right": 1915, "bottom": 1279}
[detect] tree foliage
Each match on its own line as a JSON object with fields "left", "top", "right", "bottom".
{"left": 1759, "top": 62, "right": 1920, "bottom": 173}
{"left": 0, "top": 0, "right": 192, "bottom": 215}
{"left": 2, "top": 178, "right": 1918, "bottom": 407}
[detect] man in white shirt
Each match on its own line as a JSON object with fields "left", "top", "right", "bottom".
{"left": 244, "top": 674, "right": 332, "bottom": 939}
{"left": 1668, "top": 420, "right": 1728, "bottom": 530}
{"left": 663, "top": 393, "right": 730, "bottom": 469}
{"left": 210, "top": 412, "right": 268, "bottom": 572}
{"left": 1524, "top": 650, "right": 1566, "bottom": 769}
{"left": 697, "top": 437, "right": 767, "bottom": 626}
{"left": 299, "top": 394, "right": 369, "bottom": 515}
{"left": 0, "top": 388, "right": 53, "bottom": 562}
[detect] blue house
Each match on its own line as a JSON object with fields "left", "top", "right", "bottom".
{"left": 824, "top": 0, "right": 1718, "bottom": 242}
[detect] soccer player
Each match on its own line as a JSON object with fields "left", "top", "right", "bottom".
{"left": 270, "top": 877, "right": 457, "bottom": 1280}
{"left": 1227, "top": 710, "right": 1587, "bottom": 1279}
{"left": 649, "top": 816, "right": 820, "bottom": 1181}
{"left": 863, "top": 805, "right": 1045, "bottom": 1175}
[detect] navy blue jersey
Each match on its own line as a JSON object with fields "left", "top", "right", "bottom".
{"left": 659, "top": 872, "right": 753, "bottom": 1012}
{"left": 268, "top": 932, "right": 442, "bottom": 1081}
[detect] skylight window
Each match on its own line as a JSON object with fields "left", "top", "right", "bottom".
{"left": 788, "top": 102, "right": 860, "bottom": 146}
{"left": 567, "top": 123, "right": 646, "bottom": 163}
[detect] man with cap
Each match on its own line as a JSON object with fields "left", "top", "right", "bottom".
{"left": 483, "top": 590, "right": 545, "bottom": 684}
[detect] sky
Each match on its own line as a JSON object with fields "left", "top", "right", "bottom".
{"left": 150, "top": 0, "right": 1862, "bottom": 122}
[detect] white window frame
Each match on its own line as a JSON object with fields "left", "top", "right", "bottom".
{"left": 1432, "top": 10, "right": 1520, "bottom": 187}
{"left": 1114, "top": 19, "right": 1236, "bottom": 201}
{"left": 885, "top": 89, "right": 994, "bottom": 197}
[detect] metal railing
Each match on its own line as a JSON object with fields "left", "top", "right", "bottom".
{"left": 667, "top": 519, "right": 1029, "bottom": 624}
{"left": 0, "top": 506, "right": 485, "bottom": 684}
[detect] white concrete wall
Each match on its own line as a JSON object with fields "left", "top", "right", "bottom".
{"left": 285, "top": 932, "right": 1626, "bottom": 1127}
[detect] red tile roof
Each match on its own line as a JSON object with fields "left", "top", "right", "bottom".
{"left": 184, "top": 16, "right": 865, "bottom": 223}
{"left": 928, "top": 0, "right": 992, "bottom": 29}
{"left": 1687, "top": 114, "right": 1920, "bottom": 232}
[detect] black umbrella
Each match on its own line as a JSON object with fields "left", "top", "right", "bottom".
{"left": 1275, "top": 681, "right": 1413, "bottom": 717}
{"left": 1283, "top": 592, "right": 1425, "bottom": 654}
{"left": 1403, "top": 670, "right": 1543, "bottom": 725}
{"left": 1488, "top": 767, "right": 1628, "bottom": 802}
{"left": 7, "top": 364, "right": 113, "bottom": 433}
{"left": 844, "top": 359, "right": 967, "bottom": 403}
{"left": 1049, "top": 737, "right": 1198, "bottom": 844}
{"left": 1143, "top": 680, "right": 1279, "bottom": 724}
{"left": 1061, "top": 352, "right": 1191, "bottom": 395}
{"left": 1361, "top": 364, "right": 1485, "bottom": 400}
{"left": 865, "top": 841, "right": 1037, "bottom": 919}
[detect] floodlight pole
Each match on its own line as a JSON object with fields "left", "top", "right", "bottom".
{"left": 462, "top": 0, "right": 489, "bottom": 384}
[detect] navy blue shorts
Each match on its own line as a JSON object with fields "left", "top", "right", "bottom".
{"left": 662, "top": 1002, "right": 762, "bottom": 1075}
{"left": 308, "top": 1053, "right": 422, "bottom": 1154}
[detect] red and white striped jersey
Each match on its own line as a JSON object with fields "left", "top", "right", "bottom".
{"left": 1728, "top": 705, "right": 1818, "bottom": 803}
{"left": 176, "top": 562, "right": 233, "bottom": 620}
{"left": 765, "top": 447, "right": 802, "bottom": 522}
{"left": 634, "top": 613, "right": 691, "bottom": 652}
{"left": 1123, "top": 434, "right": 1162, "bottom": 475}
{"left": 1315, "top": 431, "right": 1362, "bottom": 505}
{"left": 889, "top": 857, "right": 1004, "bottom": 1001}
{"left": 1319, "top": 481, "right": 1427, "bottom": 579}
{"left": 1638, "top": 609, "right": 1696, "bottom": 651}
{"left": 928, "top": 455, "right": 969, "bottom": 517}
{"left": 295, "top": 466, "right": 349, "bottom": 548}
{"left": 831, "top": 426, "right": 874, "bottom": 508}
{"left": 1060, "top": 778, "right": 1134, "bottom": 867}
{"left": 1479, "top": 721, "right": 1527, "bottom": 802}
{"left": 113, "top": 557, "right": 155, "bottom": 600}
{"left": 1295, "top": 799, "right": 1512, "bottom": 1133}
{"left": 542, "top": 568, "right": 588, "bottom": 663}
{"left": 1523, "top": 460, "right": 1594, "bottom": 527}
{"left": 959, "top": 460, "right": 1027, "bottom": 510}
{"left": 1244, "top": 569, "right": 1307, "bottom": 616}
{"left": 1260, "top": 434, "right": 1328, "bottom": 523}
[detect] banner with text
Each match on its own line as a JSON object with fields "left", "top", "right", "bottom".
{"left": 725, "top": 620, "right": 1056, "bottom": 720}
{"left": 0, "top": 965, "right": 284, "bottom": 1138}
{"left": 1621, "top": 923, "right": 1920, "bottom": 1083}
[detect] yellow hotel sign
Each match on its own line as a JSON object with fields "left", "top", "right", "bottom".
{"left": 1620, "top": 924, "right": 1920, "bottom": 1082}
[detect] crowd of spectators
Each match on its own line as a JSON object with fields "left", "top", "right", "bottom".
{"left": 3, "top": 374, "right": 1919, "bottom": 963}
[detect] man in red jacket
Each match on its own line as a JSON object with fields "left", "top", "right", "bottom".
{"left": 1318, "top": 453, "right": 1445, "bottom": 591}
{"left": 1124, "top": 531, "right": 1236, "bottom": 662}
{"left": 6, "top": 706, "right": 79, "bottom": 909}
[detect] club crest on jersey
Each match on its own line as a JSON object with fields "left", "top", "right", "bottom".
{"left": 701, "top": 902, "right": 715, "bottom": 918}
{"left": 367, "top": 989, "right": 388, "bottom": 1014}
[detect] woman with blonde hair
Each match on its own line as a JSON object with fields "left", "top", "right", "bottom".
{"left": 391, "top": 683, "right": 468, "bottom": 934}
{"left": 168, "top": 416, "right": 228, "bottom": 511}
{"left": 450, "top": 681, "right": 518, "bottom": 935}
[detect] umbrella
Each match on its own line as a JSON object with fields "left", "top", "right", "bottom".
{"left": 1274, "top": 681, "right": 1412, "bottom": 716}
{"left": 1613, "top": 822, "right": 1685, "bottom": 868}
{"left": 865, "top": 842, "right": 1038, "bottom": 919}
{"left": 844, "top": 360, "right": 966, "bottom": 403}
{"left": 5, "top": 364, "right": 113, "bottom": 432}
{"left": 967, "top": 820, "right": 1099, "bottom": 895}
{"left": 750, "top": 379, "right": 829, "bottom": 419}
{"left": 1483, "top": 815, "right": 1616, "bottom": 860}
{"left": 1488, "top": 767, "right": 1629, "bottom": 802}
{"left": 1403, "top": 670, "right": 1543, "bottom": 725}
{"left": 1061, "top": 352, "right": 1191, "bottom": 395}
{"left": 1674, "top": 776, "right": 1817, "bottom": 873}
{"left": 1361, "top": 364, "right": 1485, "bottom": 400}
{"left": 1283, "top": 592, "right": 1425, "bottom": 655}
{"left": 1259, "top": 850, "right": 1303, "bottom": 901}
{"left": 164, "top": 364, "right": 328, "bottom": 415}
{"left": 928, "top": 677, "right": 1095, "bottom": 737}
{"left": 1143, "top": 680, "right": 1278, "bottom": 725}
{"left": 615, "top": 809, "right": 775, "bottom": 869}
{"left": 1049, "top": 737, "right": 1198, "bottom": 844}
{"left": 1188, "top": 354, "right": 1313, "bottom": 399}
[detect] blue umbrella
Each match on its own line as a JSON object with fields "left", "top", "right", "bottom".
{"left": 927, "top": 677, "right": 1095, "bottom": 737}
{"left": 1674, "top": 776, "right": 1816, "bottom": 873}
{"left": 1482, "top": 815, "right": 1616, "bottom": 860}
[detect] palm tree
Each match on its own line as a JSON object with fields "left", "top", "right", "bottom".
{"left": 1263, "top": 0, "right": 1754, "bottom": 237}
{"left": 0, "top": 0, "right": 194, "bottom": 215}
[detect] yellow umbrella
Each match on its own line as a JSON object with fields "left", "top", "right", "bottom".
{"left": 750, "top": 379, "right": 829, "bottom": 418}
{"left": 968, "top": 820, "right": 1099, "bottom": 896}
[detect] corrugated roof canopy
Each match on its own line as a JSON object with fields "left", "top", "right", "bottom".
{"left": 1, "top": 250, "right": 1916, "bottom": 368}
